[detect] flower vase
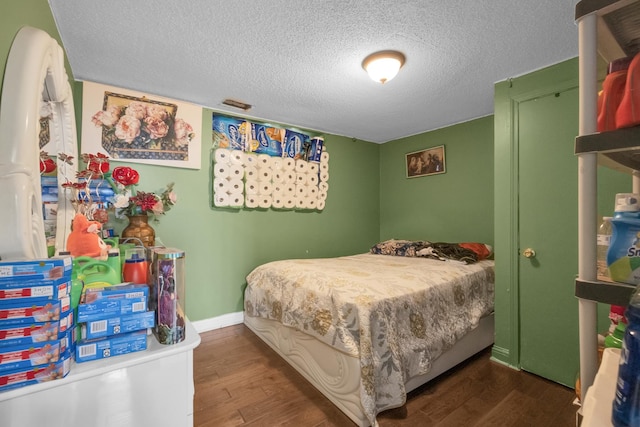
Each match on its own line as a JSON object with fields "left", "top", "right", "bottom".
{"left": 122, "top": 214, "right": 155, "bottom": 247}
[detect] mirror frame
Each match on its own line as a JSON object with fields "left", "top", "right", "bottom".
{"left": 0, "top": 26, "right": 78, "bottom": 259}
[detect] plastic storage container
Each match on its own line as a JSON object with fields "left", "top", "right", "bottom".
{"left": 150, "top": 247, "right": 186, "bottom": 345}
{"left": 612, "top": 285, "right": 640, "bottom": 426}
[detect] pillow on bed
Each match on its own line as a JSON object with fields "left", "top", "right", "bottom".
{"left": 459, "top": 242, "right": 493, "bottom": 260}
{"left": 371, "top": 239, "right": 492, "bottom": 264}
{"left": 370, "top": 239, "right": 431, "bottom": 257}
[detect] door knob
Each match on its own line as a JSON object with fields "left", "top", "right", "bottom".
{"left": 523, "top": 248, "right": 536, "bottom": 258}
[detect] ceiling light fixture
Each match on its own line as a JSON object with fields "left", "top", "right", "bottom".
{"left": 362, "top": 50, "right": 406, "bottom": 84}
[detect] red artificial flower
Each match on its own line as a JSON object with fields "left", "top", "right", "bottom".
{"left": 39, "top": 151, "right": 56, "bottom": 174}
{"left": 112, "top": 166, "right": 140, "bottom": 186}
{"left": 131, "top": 191, "right": 158, "bottom": 212}
{"left": 39, "top": 158, "right": 56, "bottom": 173}
{"left": 86, "top": 153, "right": 110, "bottom": 175}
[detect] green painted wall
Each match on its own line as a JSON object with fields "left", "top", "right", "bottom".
{"left": 379, "top": 117, "right": 494, "bottom": 245}
{"left": 0, "top": 0, "right": 70, "bottom": 97}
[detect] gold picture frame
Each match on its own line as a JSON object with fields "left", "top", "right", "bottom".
{"left": 406, "top": 145, "right": 446, "bottom": 178}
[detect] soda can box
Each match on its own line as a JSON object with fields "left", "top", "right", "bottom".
{"left": 81, "top": 310, "right": 155, "bottom": 340}
{"left": 0, "top": 309, "right": 72, "bottom": 347}
{"left": 0, "top": 349, "right": 71, "bottom": 392}
{"left": 77, "top": 283, "right": 148, "bottom": 323}
{"left": 0, "top": 297, "right": 69, "bottom": 324}
{"left": 76, "top": 330, "right": 147, "bottom": 363}
{"left": 0, "top": 256, "right": 72, "bottom": 281}
{"left": 0, "top": 276, "right": 71, "bottom": 302}
{"left": 0, "top": 339, "right": 62, "bottom": 373}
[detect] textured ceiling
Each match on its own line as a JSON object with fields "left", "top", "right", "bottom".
{"left": 48, "top": 0, "right": 579, "bottom": 143}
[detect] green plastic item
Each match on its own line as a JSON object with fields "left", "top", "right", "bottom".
{"left": 73, "top": 256, "right": 120, "bottom": 289}
{"left": 103, "top": 237, "right": 119, "bottom": 249}
{"left": 605, "top": 321, "right": 627, "bottom": 349}
{"left": 70, "top": 277, "right": 83, "bottom": 310}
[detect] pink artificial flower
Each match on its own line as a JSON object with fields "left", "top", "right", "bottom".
{"left": 151, "top": 200, "right": 164, "bottom": 216}
{"left": 168, "top": 191, "right": 177, "bottom": 205}
{"left": 124, "top": 101, "right": 147, "bottom": 120}
{"left": 92, "top": 104, "right": 122, "bottom": 128}
{"left": 115, "top": 115, "right": 142, "bottom": 143}
{"left": 144, "top": 116, "right": 169, "bottom": 139}
{"left": 147, "top": 105, "right": 169, "bottom": 121}
{"left": 174, "top": 118, "right": 193, "bottom": 147}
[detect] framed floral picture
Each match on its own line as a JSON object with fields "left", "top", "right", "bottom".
{"left": 406, "top": 145, "right": 446, "bottom": 178}
{"left": 81, "top": 81, "right": 202, "bottom": 169}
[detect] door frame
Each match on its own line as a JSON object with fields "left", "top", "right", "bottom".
{"left": 492, "top": 58, "right": 579, "bottom": 368}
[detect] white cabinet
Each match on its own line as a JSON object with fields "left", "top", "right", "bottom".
{"left": 0, "top": 320, "right": 200, "bottom": 427}
{"left": 575, "top": 0, "right": 640, "bottom": 399}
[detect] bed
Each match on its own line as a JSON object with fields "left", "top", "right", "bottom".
{"left": 243, "top": 241, "right": 495, "bottom": 426}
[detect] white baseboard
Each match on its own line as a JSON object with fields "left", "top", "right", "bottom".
{"left": 191, "top": 311, "right": 244, "bottom": 333}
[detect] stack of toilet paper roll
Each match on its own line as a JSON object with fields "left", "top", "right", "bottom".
{"left": 213, "top": 146, "right": 329, "bottom": 210}
{"left": 213, "top": 148, "right": 245, "bottom": 207}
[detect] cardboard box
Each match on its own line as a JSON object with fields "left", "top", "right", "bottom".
{"left": 77, "top": 283, "right": 148, "bottom": 322}
{"left": 0, "top": 276, "right": 71, "bottom": 302}
{"left": 81, "top": 310, "right": 154, "bottom": 340}
{"left": 0, "top": 339, "right": 62, "bottom": 372}
{"left": 75, "top": 330, "right": 147, "bottom": 363}
{"left": 0, "top": 256, "right": 72, "bottom": 280}
{"left": 0, "top": 310, "right": 73, "bottom": 347}
{"left": 40, "top": 176, "right": 58, "bottom": 187}
{"left": 0, "top": 297, "right": 70, "bottom": 324}
{"left": 0, "top": 349, "right": 71, "bottom": 392}
{"left": 42, "top": 203, "right": 57, "bottom": 220}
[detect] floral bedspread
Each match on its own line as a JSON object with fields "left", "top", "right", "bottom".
{"left": 244, "top": 253, "right": 495, "bottom": 426}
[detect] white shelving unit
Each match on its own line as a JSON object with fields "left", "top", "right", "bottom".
{"left": 575, "top": 0, "right": 640, "bottom": 401}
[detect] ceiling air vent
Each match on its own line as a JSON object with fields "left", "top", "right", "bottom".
{"left": 222, "top": 98, "right": 252, "bottom": 111}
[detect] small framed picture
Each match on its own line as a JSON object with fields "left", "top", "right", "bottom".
{"left": 406, "top": 145, "right": 446, "bottom": 178}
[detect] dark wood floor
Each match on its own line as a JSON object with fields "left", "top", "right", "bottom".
{"left": 193, "top": 324, "right": 579, "bottom": 427}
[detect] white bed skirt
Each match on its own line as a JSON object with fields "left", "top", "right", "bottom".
{"left": 244, "top": 313, "right": 495, "bottom": 426}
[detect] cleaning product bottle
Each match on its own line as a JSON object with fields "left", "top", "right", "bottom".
{"left": 616, "top": 53, "right": 640, "bottom": 129}
{"left": 607, "top": 194, "right": 640, "bottom": 284}
{"left": 612, "top": 285, "right": 640, "bottom": 426}
{"left": 598, "top": 56, "right": 631, "bottom": 132}
{"left": 123, "top": 247, "right": 148, "bottom": 285}
{"left": 598, "top": 216, "right": 613, "bottom": 281}
{"left": 106, "top": 247, "right": 122, "bottom": 283}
